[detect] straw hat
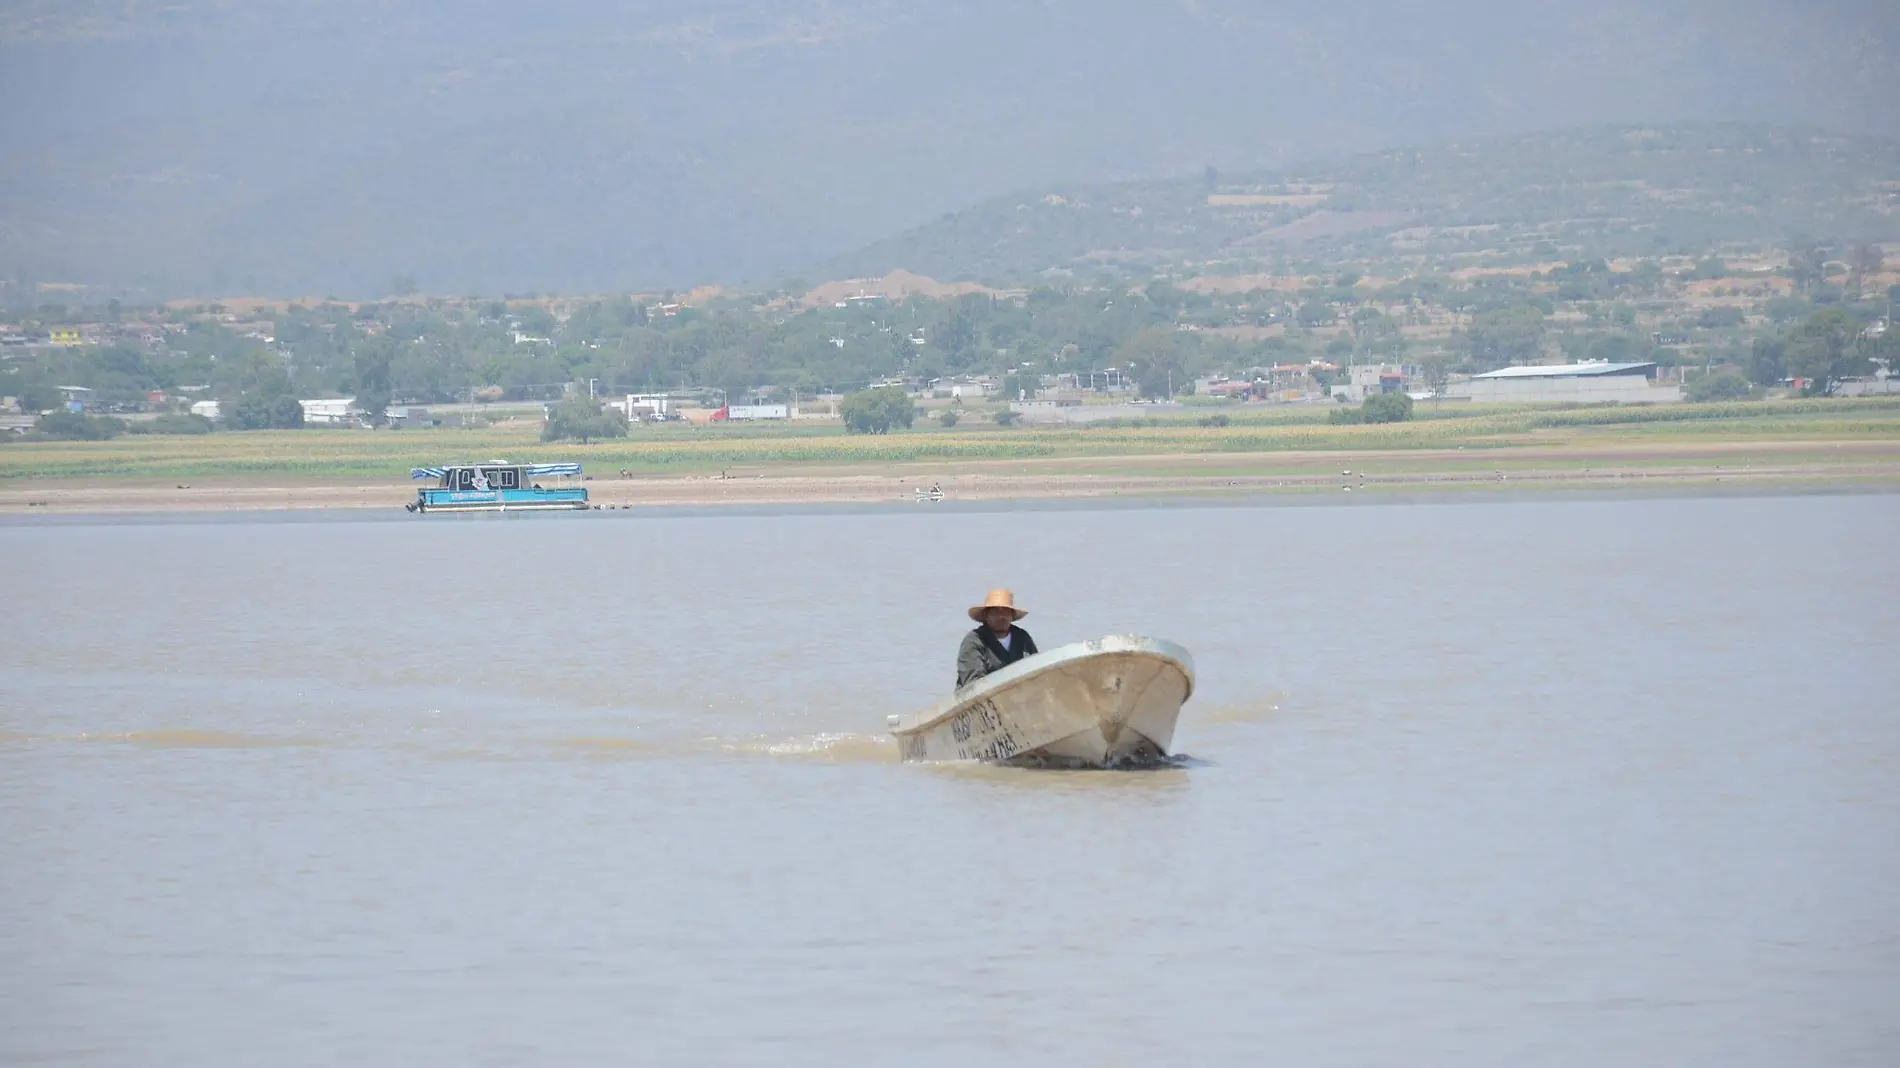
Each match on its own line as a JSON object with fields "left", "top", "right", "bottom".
{"left": 968, "top": 588, "right": 1027, "bottom": 622}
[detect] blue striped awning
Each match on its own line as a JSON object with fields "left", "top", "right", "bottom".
{"left": 410, "top": 463, "right": 583, "bottom": 480}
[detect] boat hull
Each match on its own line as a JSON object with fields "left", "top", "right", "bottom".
{"left": 413, "top": 487, "right": 590, "bottom": 513}
{"left": 889, "top": 636, "right": 1193, "bottom": 768}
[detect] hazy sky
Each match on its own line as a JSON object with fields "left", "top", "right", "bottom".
{"left": 3, "top": 0, "right": 1896, "bottom": 297}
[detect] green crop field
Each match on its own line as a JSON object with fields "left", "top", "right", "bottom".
{"left": 4, "top": 399, "right": 1899, "bottom": 482}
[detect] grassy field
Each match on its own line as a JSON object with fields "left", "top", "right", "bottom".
{"left": 4, "top": 399, "right": 1900, "bottom": 482}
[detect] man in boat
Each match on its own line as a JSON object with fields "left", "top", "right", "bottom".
{"left": 956, "top": 589, "right": 1039, "bottom": 689}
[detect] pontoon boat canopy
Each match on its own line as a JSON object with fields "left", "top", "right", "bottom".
{"left": 410, "top": 463, "right": 583, "bottom": 480}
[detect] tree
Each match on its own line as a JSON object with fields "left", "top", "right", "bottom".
{"left": 3, "top": 363, "right": 63, "bottom": 412}
{"left": 1785, "top": 239, "right": 1829, "bottom": 296}
{"left": 229, "top": 393, "right": 305, "bottom": 429}
{"left": 32, "top": 409, "right": 124, "bottom": 440}
{"left": 541, "top": 395, "right": 628, "bottom": 443}
{"left": 1463, "top": 304, "right": 1547, "bottom": 371}
{"left": 840, "top": 387, "right": 914, "bottom": 434}
{"left": 1361, "top": 391, "right": 1414, "bottom": 423}
{"left": 1781, "top": 308, "right": 1871, "bottom": 396}
{"left": 1116, "top": 327, "right": 1186, "bottom": 399}
{"left": 1746, "top": 338, "right": 1785, "bottom": 387}
{"left": 1686, "top": 370, "right": 1753, "bottom": 402}
{"left": 1847, "top": 243, "right": 1885, "bottom": 301}
{"left": 353, "top": 341, "right": 393, "bottom": 426}
{"left": 1295, "top": 299, "right": 1334, "bottom": 327}
{"left": 271, "top": 395, "right": 307, "bottom": 429}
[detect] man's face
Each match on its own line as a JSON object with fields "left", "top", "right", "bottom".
{"left": 983, "top": 607, "right": 1015, "bottom": 633}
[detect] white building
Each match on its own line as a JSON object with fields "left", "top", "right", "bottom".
{"left": 612, "top": 394, "right": 678, "bottom": 421}
{"left": 726, "top": 404, "right": 789, "bottom": 420}
{"left": 1450, "top": 362, "right": 1681, "bottom": 404}
{"left": 299, "top": 398, "right": 357, "bottom": 424}
{"left": 189, "top": 400, "right": 221, "bottom": 420}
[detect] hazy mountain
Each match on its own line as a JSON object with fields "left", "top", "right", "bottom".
{"left": 2, "top": 1, "right": 1897, "bottom": 299}
{"left": 817, "top": 123, "right": 1900, "bottom": 284}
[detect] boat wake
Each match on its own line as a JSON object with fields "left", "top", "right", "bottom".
{"left": 1002, "top": 750, "right": 1207, "bottom": 771}
{"left": 717, "top": 732, "right": 900, "bottom": 764}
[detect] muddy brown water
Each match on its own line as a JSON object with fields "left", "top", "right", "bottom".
{"left": 3, "top": 494, "right": 1897, "bottom": 1065}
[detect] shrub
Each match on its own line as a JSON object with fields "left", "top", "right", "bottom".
{"left": 841, "top": 387, "right": 916, "bottom": 435}
{"left": 1362, "top": 392, "right": 1415, "bottom": 423}
{"left": 33, "top": 409, "right": 126, "bottom": 440}
{"left": 127, "top": 413, "right": 215, "bottom": 435}
{"left": 993, "top": 410, "right": 1021, "bottom": 427}
{"left": 1686, "top": 369, "right": 1754, "bottom": 403}
{"left": 228, "top": 393, "right": 306, "bottom": 429}
{"left": 1197, "top": 414, "right": 1231, "bottom": 427}
{"left": 938, "top": 409, "right": 959, "bottom": 428}
{"left": 542, "top": 396, "right": 629, "bottom": 443}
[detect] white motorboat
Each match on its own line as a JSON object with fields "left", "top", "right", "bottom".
{"left": 888, "top": 635, "right": 1194, "bottom": 767}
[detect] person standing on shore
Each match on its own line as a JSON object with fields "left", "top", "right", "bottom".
{"left": 956, "top": 589, "right": 1038, "bottom": 689}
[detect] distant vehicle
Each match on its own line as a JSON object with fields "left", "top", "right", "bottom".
{"left": 406, "top": 463, "right": 590, "bottom": 514}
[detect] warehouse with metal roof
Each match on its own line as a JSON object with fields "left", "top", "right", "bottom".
{"left": 1450, "top": 361, "right": 1682, "bottom": 404}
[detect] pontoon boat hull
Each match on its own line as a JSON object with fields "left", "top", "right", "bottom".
{"left": 889, "top": 636, "right": 1193, "bottom": 767}
{"left": 410, "top": 488, "right": 590, "bottom": 513}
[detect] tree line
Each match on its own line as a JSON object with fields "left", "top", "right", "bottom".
{"left": 5, "top": 256, "right": 1896, "bottom": 423}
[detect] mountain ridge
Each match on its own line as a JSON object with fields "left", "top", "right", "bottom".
{"left": 3, "top": 3, "right": 1897, "bottom": 299}
{"left": 812, "top": 123, "right": 1900, "bottom": 287}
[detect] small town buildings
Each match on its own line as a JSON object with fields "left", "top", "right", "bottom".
{"left": 189, "top": 400, "right": 221, "bottom": 420}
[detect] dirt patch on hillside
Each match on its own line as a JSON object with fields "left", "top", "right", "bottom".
{"left": 1179, "top": 274, "right": 1309, "bottom": 294}
{"left": 802, "top": 269, "right": 1000, "bottom": 306}
{"left": 1207, "top": 193, "right": 1329, "bottom": 208}
{"left": 1239, "top": 210, "right": 1411, "bottom": 246}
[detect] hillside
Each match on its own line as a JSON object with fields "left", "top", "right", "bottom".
{"left": 3, "top": 2, "right": 1898, "bottom": 300}
{"left": 816, "top": 124, "right": 1900, "bottom": 285}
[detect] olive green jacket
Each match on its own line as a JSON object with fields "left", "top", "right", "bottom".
{"left": 955, "top": 625, "right": 1038, "bottom": 690}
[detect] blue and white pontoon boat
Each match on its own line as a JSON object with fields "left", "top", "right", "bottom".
{"left": 406, "top": 463, "right": 591, "bottom": 514}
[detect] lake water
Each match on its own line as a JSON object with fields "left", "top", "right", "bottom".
{"left": 3, "top": 493, "right": 1897, "bottom": 1066}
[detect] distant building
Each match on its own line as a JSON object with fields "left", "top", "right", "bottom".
{"left": 299, "top": 398, "right": 356, "bottom": 425}
{"left": 726, "top": 404, "right": 790, "bottom": 420}
{"left": 190, "top": 400, "right": 221, "bottom": 420}
{"left": 384, "top": 406, "right": 432, "bottom": 428}
{"left": 929, "top": 375, "right": 1000, "bottom": 399}
{"left": 612, "top": 393, "right": 679, "bottom": 421}
{"left": 1205, "top": 380, "right": 1267, "bottom": 401}
{"left": 1063, "top": 369, "right": 1132, "bottom": 394}
{"left": 1450, "top": 362, "right": 1681, "bottom": 404}
{"left": 1344, "top": 365, "right": 1414, "bottom": 401}
{"left": 48, "top": 328, "right": 83, "bottom": 347}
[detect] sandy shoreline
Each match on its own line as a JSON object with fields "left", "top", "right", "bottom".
{"left": 5, "top": 446, "right": 1898, "bottom": 514}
